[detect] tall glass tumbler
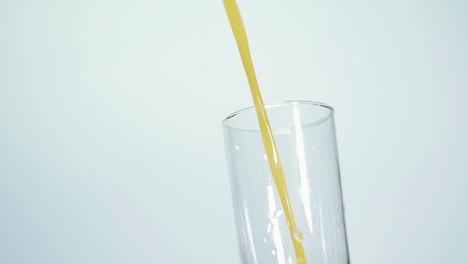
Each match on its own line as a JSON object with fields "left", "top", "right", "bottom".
{"left": 223, "top": 101, "right": 349, "bottom": 264}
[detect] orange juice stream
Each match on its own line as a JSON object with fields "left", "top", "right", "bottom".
{"left": 223, "top": 0, "right": 308, "bottom": 263}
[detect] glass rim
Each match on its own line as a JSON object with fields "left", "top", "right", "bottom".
{"left": 222, "top": 100, "right": 335, "bottom": 128}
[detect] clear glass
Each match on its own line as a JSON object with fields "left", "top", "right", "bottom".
{"left": 223, "top": 101, "right": 349, "bottom": 264}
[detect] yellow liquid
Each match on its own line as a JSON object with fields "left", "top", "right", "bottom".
{"left": 223, "top": 1, "right": 308, "bottom": 263}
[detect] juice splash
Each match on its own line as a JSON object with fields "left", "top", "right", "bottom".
{"left": 222, "top": 0, "right": 308, "bottom": 263}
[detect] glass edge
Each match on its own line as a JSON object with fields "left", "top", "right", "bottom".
{"left": 221, "top": 100, "right": 335, "bottom": 126}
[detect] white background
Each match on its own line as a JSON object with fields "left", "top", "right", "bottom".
{"left": 1, "top": 0, "right": 467, "bottom": 263}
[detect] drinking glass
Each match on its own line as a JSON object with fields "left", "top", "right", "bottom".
{"left": 223, "top": 101, "right": 349, "bottom": 264}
